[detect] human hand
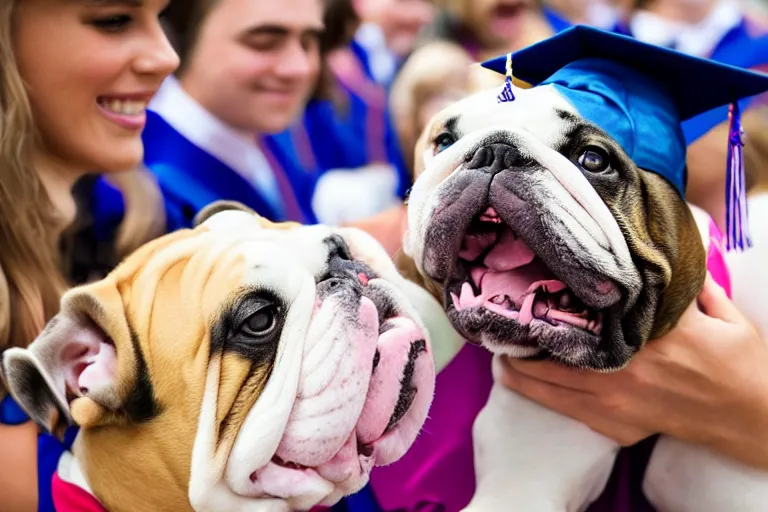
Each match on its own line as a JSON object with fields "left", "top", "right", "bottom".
{"left": 499, "top": 274, "right": 768, "bottom": 468}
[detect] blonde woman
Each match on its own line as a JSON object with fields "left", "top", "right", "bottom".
{"left": 0, "top": 2, "right": 178, "bottom": 511}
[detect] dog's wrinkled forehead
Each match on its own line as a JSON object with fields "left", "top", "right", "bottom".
{"left": 424, "top": 84, "right": 579, "bottom": 150}
{"left": 199, "top": 209, "right": 347, "bottom": 277}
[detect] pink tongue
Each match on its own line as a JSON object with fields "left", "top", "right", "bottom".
{"left": 452, "top": 228, "right": 569, "bottom": 322}
{"left": 483, "top": 228, "right": 535, "bottom": 271}
{"left": 455, "top": 260, "right": 556, "bottom": 311}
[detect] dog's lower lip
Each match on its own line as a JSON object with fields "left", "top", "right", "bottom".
{"left": 383, "top": 339, "right": 426, "bottom": 434}
{"left": 269, "top": 455, "right": 309, "bottom": 471}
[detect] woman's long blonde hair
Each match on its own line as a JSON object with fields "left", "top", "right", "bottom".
{"left": 0, "top": 3, "right": 166, "bottom": 357}
{"left": 0, "top": 2, "right": 65, "bottom": 351}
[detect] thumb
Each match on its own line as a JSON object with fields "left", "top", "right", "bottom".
{"left": 697, "top": 273, "right": 743, "bottom": 324}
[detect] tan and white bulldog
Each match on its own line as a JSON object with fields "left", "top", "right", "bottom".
{"left": 1, "top": 203, "right": 439, "bottom": 512}
{"left": 399, "top": 82, "right": 768, "bottom": 511}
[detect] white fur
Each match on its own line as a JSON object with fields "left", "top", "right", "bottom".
{"left": 726, "top": 193, "right": 768, "bottom": 337}
{"left": 466, "top": 360, "right": 618, "bottom": 512}
{"left": 407, "top": 86, "right": 768, "bottom": 511}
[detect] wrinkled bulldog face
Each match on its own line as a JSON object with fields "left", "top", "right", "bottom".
{"left": 404, "top": 84, "right": 705, "bottom": 371}
{"left": 2, "top": 207, "right": 436, "bottom": 512}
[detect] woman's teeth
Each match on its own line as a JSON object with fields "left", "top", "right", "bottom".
{"left": 99, "top": 98, "right": 147, "bottom": 116}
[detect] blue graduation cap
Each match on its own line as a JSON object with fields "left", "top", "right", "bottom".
{"left": 481, "top": 25, "right": 768, "bottom": 252}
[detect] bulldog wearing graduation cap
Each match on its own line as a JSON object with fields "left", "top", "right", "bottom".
{"left": 0, "top": 204, "right": 442, "bottom": 511}
{"left": 401, "top": 26, "right": 768, "bottom": 511}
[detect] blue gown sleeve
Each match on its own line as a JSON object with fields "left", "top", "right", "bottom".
{"left": 0, "top": 394, "right": 30, "bottom": 425}
{"left": 88, "top": 174, "right": 188, "bottom": 236}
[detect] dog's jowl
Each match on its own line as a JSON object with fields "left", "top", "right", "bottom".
{"left": 1, "top": 204, "right": 438, "bottom": 512}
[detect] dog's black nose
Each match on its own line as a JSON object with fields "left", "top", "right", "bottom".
{"left": 465, "top": 143, "right": 519, "bottom": 174}
{"left": 318, "top": 235, "right": 378, "bottom": 299}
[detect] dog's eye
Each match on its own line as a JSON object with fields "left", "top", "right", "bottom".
{"left": 242, "top": 305, "right": 279, "bottom": 338}
{"left": 577, "top": 147, "right": 610, "bottom": 173}
{"left": 434, "top": 133, "right": 456, "bottom": 154}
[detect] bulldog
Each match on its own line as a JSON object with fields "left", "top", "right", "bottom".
{"left": 399, "top": 81, "right": 768, "bottom": 511}
{"left": 1, "top": 202, "right": 438, "bottom": 512}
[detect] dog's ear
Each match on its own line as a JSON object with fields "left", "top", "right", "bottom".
{"left": 412, "top": 122, "right": 431, "bottom": 181}
{"left": 1, "top": 284, "right": 145, "bottom": 435}
{"left": 195, "top": 200, "right": 302, "bottom": 232}
{"left": 629, "top": 172, "right": 707, "bottom": 338}
{"left": 193, "top": 200, "right": 256, "bottom": 227}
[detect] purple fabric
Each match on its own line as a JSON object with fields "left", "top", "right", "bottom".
{"left": 368, "top": 343, "right": 657, "bottom": 511}
{"left": 369, "top": 343, "right": 494, "bottom": 511}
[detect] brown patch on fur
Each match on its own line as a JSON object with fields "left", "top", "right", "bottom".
{"left": 605, "top": 171, "right": 706, "bottom": 340}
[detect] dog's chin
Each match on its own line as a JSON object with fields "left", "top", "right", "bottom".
{"left": 244, "top": 277, "right": 433, "bottom": 509}
{"left": 429, "top": 203, "right": 624, "bottom": 368}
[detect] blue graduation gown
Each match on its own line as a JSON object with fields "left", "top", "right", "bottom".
{"left": 142, "top": 110, "right": 318, "bottom": 230}
{"left": 299, "top": 40, "right": 411, "bottom": 200}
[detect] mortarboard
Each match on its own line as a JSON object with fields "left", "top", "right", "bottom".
{"left": 481, "top": 25, "right": 768, "bottom": 252}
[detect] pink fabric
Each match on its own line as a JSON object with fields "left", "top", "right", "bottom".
{"left": 707, "top": 217, "right": 732, "bottom": 297}
{"left": 52, "top": 472, "right": 108, "bottom": 512}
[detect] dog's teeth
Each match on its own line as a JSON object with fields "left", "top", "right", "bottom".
{"left": 451, "top": 292, "right": 463, "bottom": 311}
{"left": 491, "top": 295, "right": 505, "bottom": 305}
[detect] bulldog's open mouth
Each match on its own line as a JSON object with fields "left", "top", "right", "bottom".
{"left": 449, "top": 207, "right": 604, "bottom": 337}
{"left": 420, "top": 175, "right": 628, "bottom": 362}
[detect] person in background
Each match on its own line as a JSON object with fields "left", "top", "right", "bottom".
{"left": 544, "top": 0, "right": 627, "bottom": 28}
{"left": 300, "top": 0, "right": 434, "bottom": 227}
{"left": 417, "top": 0, "right": 571, "bottom": 63}
{"left": 136, "top": 0, "right": 322, "bottom": 230}
{"left": 610, "top": 0, "right": 768, "bottom": 223}
{"left": 0, "top": 1, "right": 178, "bottom": 511}
{"left": 352, "top": 0, "right": 436, "bottom": 86}
{"left": 351, "top": 41, "right": 474, "bottom": 255}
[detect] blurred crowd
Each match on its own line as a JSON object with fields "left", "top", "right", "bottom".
{"left": 2, "top": 0, "right": 768, "bottom": 511}
{"left": 62, "top": 0, "right": 768, "bottom": 278}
